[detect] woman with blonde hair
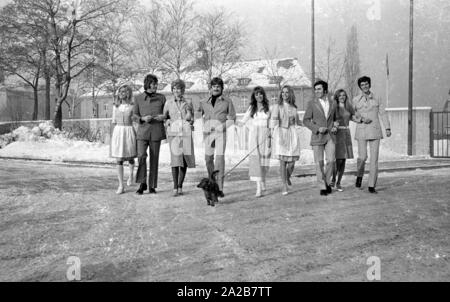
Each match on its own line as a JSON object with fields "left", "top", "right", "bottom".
{"left": 111, "top": 84, "right": 137, "bottom": 194}
{"left": 270, "top": 85, "right": 302, "bottom": 195}
{"left": 163, "top": 79, "right": 196, "bottom": 196}
{"left": 331, "top": 89, "right": 356, "bottom": 191}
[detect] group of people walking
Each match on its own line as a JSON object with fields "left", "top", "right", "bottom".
{"left": 110, "top": 73, "right": 391, "bottom": 199}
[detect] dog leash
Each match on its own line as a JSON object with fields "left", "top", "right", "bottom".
{"left": 223, "top": 128, "right": 270, "bottom": 179}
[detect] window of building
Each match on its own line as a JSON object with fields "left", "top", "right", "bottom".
{"left": 237, "top": 78, "right": 252, "bottom": 87}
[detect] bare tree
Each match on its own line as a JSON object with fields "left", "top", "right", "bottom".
{"left": 344, "top": 24, "right": 361, "bottom": 101}
{"left": 0, "top": 0, "right": 49, "bottom": 120}
{"left": 34, "top": 0, "right": 122, "bottom": 129}
{"left": 90, "top": 0, "right": 137, "bottom": 113}
{"left": 131, "top": 1, "right": 170, "bottom": 73}
{"left": 316, "top": 36, "right": 346, "bottom": 95}
{"left": 196, "top": 9, "right": 244, "bottom": 83}
{"left": 161, "top": 0, "right": 197, "bottom": 79}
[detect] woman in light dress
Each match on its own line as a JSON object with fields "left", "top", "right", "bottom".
{"left": 237, "top": 86, "right": 272, "bottom": 197}
{"left": 111, "top": 84, "right": 137, "bottom": 194}
{"left": 163, "top": 79, "right": 196, "bottom": 197}
{"left": 270, "top": 85, "right": 302, "bottom": 196}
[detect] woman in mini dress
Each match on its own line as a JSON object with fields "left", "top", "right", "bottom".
{"left": 111, "top": 84, "right": 137, "bottom": 194}
{"left": 270, "top": 85, "right": 302, "bottom": 196}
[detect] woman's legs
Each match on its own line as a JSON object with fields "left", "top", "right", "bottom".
{"left": 279, "top": 160, "right": 288, "bottom": 194}
{"left": 178, "top": 158, "right": 188, "bottom": 190}
{"left": 127, "top": 159, "right": 135, "bottom": 186}
{"left": 116, "top": 161, "right": 125, "bottom": 194}
{"left": 336, "top": 159, "right": 346, "bottom": 185}
{"left": 286, "top": 161, "right": 295, "bottom": 186}
{"left": 171, "top": 167, "right": 179, "bottom": 190}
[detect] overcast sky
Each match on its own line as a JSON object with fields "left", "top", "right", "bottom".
{"left": 1, "top": 0, "right": 449, "bottom": 109}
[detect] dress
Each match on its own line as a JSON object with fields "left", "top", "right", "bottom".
{"left": 270, "top": 103, "right": 301, "bottom": 162}
{"left": 240, "top": 107, "right": 271, "bottom": 181}
{"left": 111, "top": 104, "right": 137, "bottom": 160}
{"left": 334, "top": 105, "right": 354, "bottom": 159}
{"left": 163, "top": 98, "right": 196, "bottom": 168}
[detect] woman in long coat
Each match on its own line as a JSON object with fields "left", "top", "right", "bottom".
{"left": 237, "top": 86, "right": 271, "bottom": 197}
{"left": 163, "top": 79, "right": 196, "bottom": 196}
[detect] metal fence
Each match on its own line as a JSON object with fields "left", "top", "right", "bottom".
{"left": 430, "top": 111, "right": 450, "bottom": 158}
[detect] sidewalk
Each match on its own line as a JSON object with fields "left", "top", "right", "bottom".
{"left": 1, "top": 155, "right": 450, "bottom": 180}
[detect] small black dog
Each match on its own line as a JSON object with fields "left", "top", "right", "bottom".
{"left": 197, "top": 170, "right": 220, "bottom": 207}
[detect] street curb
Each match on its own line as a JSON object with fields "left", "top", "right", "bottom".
{"left": 2, "top": 156, "right": 450, "bottom": 178}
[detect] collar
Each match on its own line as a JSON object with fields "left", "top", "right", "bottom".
{"left": 207, "top": 95, "right": 224, "bottom": 104}
{"left": 144, "top": 92, "right": 157, "bottom": 101}
{"left": 359, "top": 92, "right": 374, "bottom": 101}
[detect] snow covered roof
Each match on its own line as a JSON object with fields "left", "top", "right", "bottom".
{"left": 160, "top": 57, "right": 311, "bottom": 93}
{"left": 82, "top": 57, "right": 311, "bottom": 97}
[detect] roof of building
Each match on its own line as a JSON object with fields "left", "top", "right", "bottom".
{"left": 84, "top": 57, "right": 311, "bottom": 97}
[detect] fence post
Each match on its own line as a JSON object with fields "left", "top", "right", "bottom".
{"left": 429, "top": 111, "right": 434, "bottom": 157}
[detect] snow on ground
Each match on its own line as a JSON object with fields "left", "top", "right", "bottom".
{"left": 0, "top": 121, "right": 414, "bottom": 167}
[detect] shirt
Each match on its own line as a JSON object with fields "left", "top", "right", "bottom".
{"left": 319, "top": 98, "right": 330, "bottom": 117}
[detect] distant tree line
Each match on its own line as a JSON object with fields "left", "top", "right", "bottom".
{"left": 0, "top": 0, "right": 244, "bottom": 129}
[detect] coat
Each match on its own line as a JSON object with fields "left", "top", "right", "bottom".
{"left": 132, "top": 92, "right": 166, "bottom": 141}
{"left": 303, "top": 98, "right": 337, "bottom": 146}
{"left": 352, "top": 93, "right": 391, "bottom": 141}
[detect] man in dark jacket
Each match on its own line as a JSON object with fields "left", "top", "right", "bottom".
{"left": 133, "top": 74, "right": 166, "bottom": 194}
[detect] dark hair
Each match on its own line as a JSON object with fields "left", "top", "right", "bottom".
{"left": 314, "top": 80, "right": 328, "bottom": 94}
{"left": 333, "top": 89, "right": 354, "bottom": 117}
{"left": 210, "top": 77, "right": 224, "bottom": 90}
{"left": 279, "top": 85, "right": 297, "bottom": 108}
{"left": 249, "top": 86, "right": 269, "bottom": 118}
{"left": 144, "top": 74, "right": 158, "bottom": 91}
{"left": 357, "top": 76, "right": 371, "bottom": 88}
{"left": 115, "top": 84, "right": 133, "bottom": 108}
{"left": 171, "top": 79, "right": 186, "bottom": 94}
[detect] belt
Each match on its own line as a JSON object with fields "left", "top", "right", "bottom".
{"left": 338, "top": 126, "right": 349, "bottom": 130}
{"left": 116, "top": 123, "right": 133, "bottom": 126}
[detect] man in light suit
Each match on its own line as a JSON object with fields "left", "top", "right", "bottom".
{"left": 352, "top": 76, "right": 392, "bottom": 193}
{"left": 197, "top": 77, "right": 236, "bottom": 198}
{"left": 303, "top": 80, "right": 338, "bottom": 196}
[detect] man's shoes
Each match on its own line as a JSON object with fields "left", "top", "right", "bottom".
{"left": 326, "top": 185, "right": 332, "bottom": 194}
{"left": 218, "top": 191, "right": 225, "bottom": 198}
{"left": 368, "top": 187, "right": 377, "bottom": 194}
{"left": 178, "top": 188, "right": 183, "bottom": 196}
{"left": 173, "top": 189, "right": 179, "bottom": 197}
{"left": 320, "top": 190, "right": 328, "bottom": 196}
{"left": 149, "top": 188, "right": 157, "bottom": 194}
{"left": 336, "top": 184, "right": 343, "bottom": 192}
{"left": 330, "top": 182, "right": 335, "bottom": 188}
{"left": 136, "top": 184, "right": 147, "bottom": 195}
{"left": 356, "top": 177, "right": 363, "bottom": 188}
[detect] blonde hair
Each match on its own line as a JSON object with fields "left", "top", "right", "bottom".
{"left": 115, "top": 84, "right": 134, "bottom": 107}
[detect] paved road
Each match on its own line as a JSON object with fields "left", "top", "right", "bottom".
{"left": 0, "top": 160, "right": 449, "bottom": 281}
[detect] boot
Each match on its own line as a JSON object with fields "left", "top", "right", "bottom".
{"left": 356, "top": 177, "right": 363, "bottom": 188}
{"left": 368, "top": 187, "right": 377, "bottom": 194}
{"left": 136, "top": 183, "right": 147, "bottom": 195}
